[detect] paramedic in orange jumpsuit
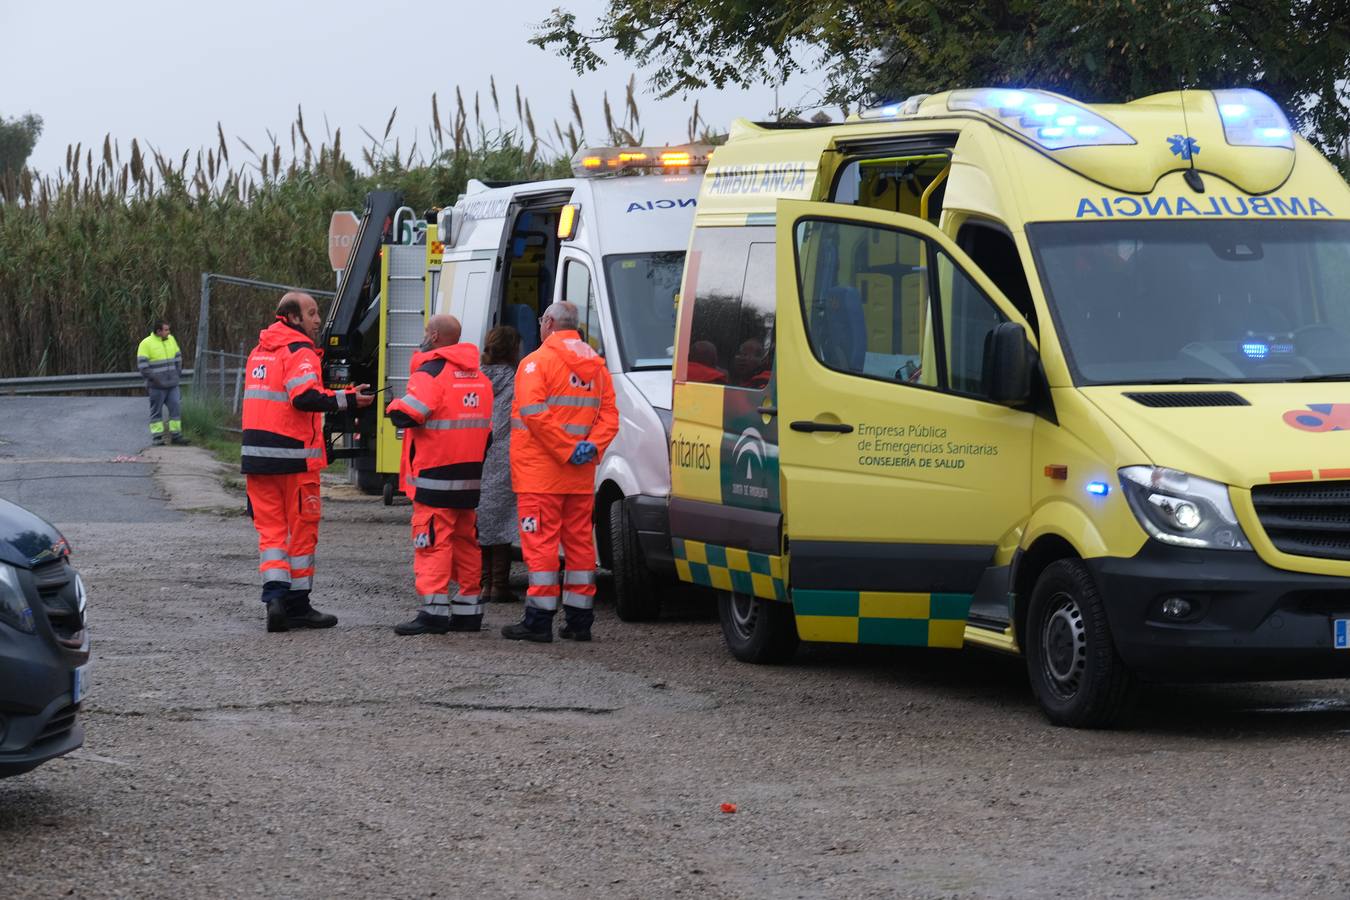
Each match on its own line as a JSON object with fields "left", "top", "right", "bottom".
{"left": 242, "top": 292, "right": 373, "bottom": 632}
{"left": 386, "top": 314, "right": 495, "bottom": 635}
{"left": 501, "top": 301, "right": 619, "bottom": 643}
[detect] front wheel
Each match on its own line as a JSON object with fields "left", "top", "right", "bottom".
{"left": 1024, "top": 559, "right": 1137, "bottom": 728}
{"left": 609, "top": 501, "right": 663, "bottom": 622}
{"left": 718, "top": 591, "right": 799, "bottom": 664}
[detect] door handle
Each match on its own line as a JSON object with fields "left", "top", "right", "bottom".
{"left": 790, "top": 420, "right": 853, "bottom": 434}
{"left": 757, "top": 405, "right": 778, "bottom": 417}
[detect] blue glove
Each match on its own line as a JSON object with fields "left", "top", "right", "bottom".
{"left": 569, "top": 441, "right": 598, "bottom": 464}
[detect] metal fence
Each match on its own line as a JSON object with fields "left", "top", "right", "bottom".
{"left": 192, "top": 273, "right": 335, "bottom": 410}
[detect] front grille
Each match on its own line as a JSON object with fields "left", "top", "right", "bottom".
{"left": 31, "top": 559, "right": 83, "bottom": 643}
{"left": 1124, "top": 391, "right": 1250, "bottom": 408}
{"left": 1251, "top": 481, "right": 1350, "bottom": 561}
{"left": 37, "top": 705, "right": 78, "bottom": 743}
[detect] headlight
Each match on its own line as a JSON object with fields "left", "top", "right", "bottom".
{"left": 1119, "top": 466, "right": 1251, "bottom": 551}
{"left": 0, "top": 563, "right": 36, "bottom": 633}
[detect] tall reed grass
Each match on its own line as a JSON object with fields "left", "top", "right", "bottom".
{"left": 0, "top": 79, "right": 703, "bottom": 378}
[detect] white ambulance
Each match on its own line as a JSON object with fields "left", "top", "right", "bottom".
{"left": 435, "top": 146, "right": 709, "bottom": 619}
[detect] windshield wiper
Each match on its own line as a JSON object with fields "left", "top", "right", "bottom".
{"left": 1289, "top": 373, "right": 1350, "bottom": 382}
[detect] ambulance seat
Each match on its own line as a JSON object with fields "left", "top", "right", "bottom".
{"left": 817, "top": 285, "right": 867, "bottom": 373}
{"left": 509, "top": 304, "right": 540, "bottom": 355}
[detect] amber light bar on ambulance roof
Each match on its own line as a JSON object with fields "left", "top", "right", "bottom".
{"left": 571, "top": 144, "right": 713, "bottom": 177}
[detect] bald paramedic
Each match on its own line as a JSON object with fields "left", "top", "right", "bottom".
{"left": 241, "top": 292, "right": 373, "bottom": 632}
{"left": 386, "top": 314, "right": 494, "bottom": 635}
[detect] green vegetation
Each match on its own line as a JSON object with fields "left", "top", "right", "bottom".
{"left": 536, "top": 1, "right": 1350, "bottom": 166}
{"left": 0, "top": 81, "right": 673, "bottom": 379}
{"left": 181, "top": 395, "right": 240, "bottom": 465}
{"left": 0, "top": 112, "right": 42, "bottom": 176}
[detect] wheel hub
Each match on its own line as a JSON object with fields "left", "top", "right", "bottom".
{"left": 729, "top": 592, "right": 758, "bottom": 639}
{"left": 1041, "top": 592, "right": 1087, "bottom": 698}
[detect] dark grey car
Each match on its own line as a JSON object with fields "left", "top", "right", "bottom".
{"left": 0, "top": 499, "right": 88, "bottom": 778}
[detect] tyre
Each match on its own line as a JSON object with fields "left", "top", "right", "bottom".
{"left": 609, "top": 500, "right": 662, "bottom": 622}
{"left": 355, "top": 467, "right": 383, "bottom": 496}
{"left": 718, "top": 590, "right": 799, "bottom": 664}
{"left": 1024, "top": 559, "right": 1137, "bottom": 728}
{"left": 382, "top": 479, "right": 395, "bottom": 506}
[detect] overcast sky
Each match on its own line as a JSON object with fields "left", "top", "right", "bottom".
{"left": 1, "top": 0, "right": 826, "bottom": 178}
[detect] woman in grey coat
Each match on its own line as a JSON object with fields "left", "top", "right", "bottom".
{"left": 478, "top": 326, "right": 522, "bottom": 602}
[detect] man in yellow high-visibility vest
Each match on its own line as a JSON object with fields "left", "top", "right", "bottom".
{"left": 136, "top": 319, "right": 188, "bottom": 445}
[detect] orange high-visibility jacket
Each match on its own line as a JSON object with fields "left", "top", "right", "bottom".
{"left": 241, "top": 318, "right": 353, "bottom": 475}
{"left": 387, "top": 343, "right": 494, "bottom": 509}
{"left": 510, "top": 330, "right": 619, "bottom": 495}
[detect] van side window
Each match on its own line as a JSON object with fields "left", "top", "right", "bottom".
{"left": 562, "top": 258, "right": 604, "bottom": 353}
{"left": 794, "top": 219, "right": 934, "bottom": 385}
{"left": 957, "top": 222, "right": 1037, "bottom": 333}
{"left": 682, "top": 226, "right": 775, "bottom": 389}
{"left": 794, "top": 217, "right": 1010, "bottom": 402}
{"left": 937, "top": 251, "right": 1009, "bottom": 396}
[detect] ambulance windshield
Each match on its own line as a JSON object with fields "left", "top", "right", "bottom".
{"left": 1029, "top": 219, "right": 1350, "bottom": 385}
{"left": 604, "top": 251, "right": 685, "bottom": 370}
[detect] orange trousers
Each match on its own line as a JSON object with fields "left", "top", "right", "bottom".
{"left": 411, "top": 503, "right": 481, "bottom": 617}
{"left": 246, "top": 472, "right": 320, "bottom": 601}
{"left": 517, "top": 492, "right": 596, "bottom": 617}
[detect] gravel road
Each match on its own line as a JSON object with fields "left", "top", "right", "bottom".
{"left": 2, "top": 398, "right": 1349, "bottom": 899}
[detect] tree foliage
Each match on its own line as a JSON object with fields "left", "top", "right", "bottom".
{"left": 0, "top": 112, "right": 43, "bottom": 176}
{"left": 534, "top": 0, "right": 1350, "bottom": 158}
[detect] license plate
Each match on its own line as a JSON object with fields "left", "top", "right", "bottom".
{"left": 1335, "top": 620, "right": 1350, "bottom": 650}
{"left": 72, "top": 663, "right": 90, "bottom": 703}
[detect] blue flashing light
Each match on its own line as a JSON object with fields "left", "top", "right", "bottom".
{"left": 1242, "top": 342, "right": 1270, "bottom": 359}
{"left": 1271, "top": 342, "right": 1295, "bottom": 355}
{"left": 1086, "top": 481, "right": 1110, "bottom": 497}
{"left": 1214, "top": 89, "right": 1294, "bottom": 149}
{"left": 948, "top": 88, "right": 1135, "bottom": 150}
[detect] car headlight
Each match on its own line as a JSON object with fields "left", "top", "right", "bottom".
{"left": 0, "top": 563, "right": 36, "bottom": 633}
{"left": 1119, "top": 466, "right": 1251, "bottom": 551}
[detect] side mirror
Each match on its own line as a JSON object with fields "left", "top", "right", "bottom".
{"left": 983, "top": 321, "right": 1036, "bottom": 407}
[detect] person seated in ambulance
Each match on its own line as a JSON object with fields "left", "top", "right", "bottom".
{"left": 686, "top": 340, "right": 727, "bottom": 384}
{"left": 730, "top": 337, "right": 772, "bottom": 389}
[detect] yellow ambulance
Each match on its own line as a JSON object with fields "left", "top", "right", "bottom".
{"left": 667, "top": 87, "right": 1350, "bottom": 726}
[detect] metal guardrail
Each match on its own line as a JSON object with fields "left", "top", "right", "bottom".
{"left": 0, "top": 370, "right": 205, "bottom": 395}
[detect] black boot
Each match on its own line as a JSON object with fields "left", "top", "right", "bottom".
{"left": 501, "top": 622, "right": 552, "bottom": 642}
{"left": 560, "top": 606, "right": 594, "bottom": 642}
{"left": 265, "top": 597, "right": 289, "bottom": 633}
{"left": 448, "top": 614, "right": 484, "bottom": 633}
{"left": 170, "top": 433, "right": 190, "bottom": 445}
{"left": 285, "top": 593, "right": 338, "bottom": 629}
{"left": 395, "top": 611, "right": 451, "bottom": 635}
{"left": 502, "top": 606, "right": 553, "bottom": 642}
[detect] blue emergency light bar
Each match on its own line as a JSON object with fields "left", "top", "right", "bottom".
{"left": 1213, "top": 89, "right": 1295, "bottom": 149}
{"left": 946, "top": 89, "right": 1136, "bottom": 151}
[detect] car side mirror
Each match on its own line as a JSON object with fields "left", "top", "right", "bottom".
{"left": 983, "top": 321, "right": 1036, "bottom": 407}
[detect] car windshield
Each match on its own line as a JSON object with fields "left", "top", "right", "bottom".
{"left": 1028, "top": 220, "right": 1350, "bottom": 385}
{"left": 603, "top": 251, "right": 685, "bottom": 370}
